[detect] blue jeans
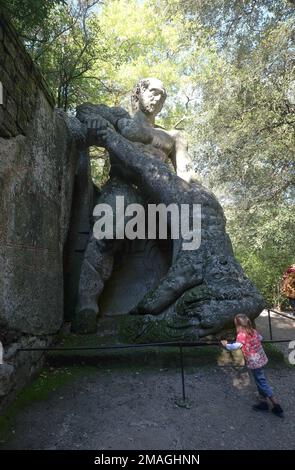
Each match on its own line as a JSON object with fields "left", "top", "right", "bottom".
{"left": 251, "top": 367, "right": 273, "bottom": 398}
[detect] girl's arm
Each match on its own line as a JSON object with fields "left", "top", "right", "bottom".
{"left": 221, "top": 340, "right": 242, "bottom": 351}
{"left": 225, "top": 342, "right": 242, "bottom": 351}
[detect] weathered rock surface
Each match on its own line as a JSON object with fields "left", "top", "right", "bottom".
{"left": 87, "top": 128, "right": 265, "bottom": 341}
{"left": 73, "top": 88, "right": 265, "bottom": 340}
{"left": 0, "top": 96, "right": 79, "bottom": 336}
{"left": 0, "top": 15, "right": 91, "bottom": 406}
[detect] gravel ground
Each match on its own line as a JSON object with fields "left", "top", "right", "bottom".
{"left": 1, "top": 310, "right": 294, "bottom": 451}
{"left": 1, "top": 364, "right": 294, "bottom": 450}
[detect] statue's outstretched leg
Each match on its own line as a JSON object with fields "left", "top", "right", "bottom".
{"left": 72, "top": 176, "right": 148, "bottom": 333}
{"left": 71, "top": 237, "right": 113, "bottom": 333}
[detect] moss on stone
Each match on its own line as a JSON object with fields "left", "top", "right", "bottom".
{"left": 0, "top": 365, "right": 97, "bottom": 443}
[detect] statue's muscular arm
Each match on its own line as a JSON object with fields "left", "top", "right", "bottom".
{"left": 75, "top": 103, "right": 183, "bottom": 173}
{"left": 117, "top": 117, "right": 177, "bottom": 170}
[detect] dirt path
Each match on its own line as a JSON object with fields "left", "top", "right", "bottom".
{"left": 256, "top": 309, "right": 295, "bottom": 360}
{"left": 1, "top": 363, "right": 294, "bottom": 450}
{"left": 1, "top": 311, "right": 294, "bottom": 450}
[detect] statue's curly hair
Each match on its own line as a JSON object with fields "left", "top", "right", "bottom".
{"left": 131, "top": 78, "right": 166, "bottom": 112}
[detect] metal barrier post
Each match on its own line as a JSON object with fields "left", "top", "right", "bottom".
{"left": 268, "top": 309, "right": 273, "bottom": 340}
{"left": 174, "top": 344, "right": 191, "bottom": 408}
{"left": 179, "top": 345, "right": 186, "bottom": 402}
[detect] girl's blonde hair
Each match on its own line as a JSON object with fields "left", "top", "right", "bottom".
{"left": 234, "top": 314, "right": 254, "bottom": 335}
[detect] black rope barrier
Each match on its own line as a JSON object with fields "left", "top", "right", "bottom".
{"left": 267, "top": 308, "right": 295, "bottom": 321}
{"left": 16, "top": 338, "right": 293, "bottom": 353}
{"left": 267, "top": 308, "right": 295, "bottom": 341}
{"left": 16, "top": 336, "right": 294, "bottom": 406}
{"left": 9, "top": 309, "right": 294, "bottom": 405}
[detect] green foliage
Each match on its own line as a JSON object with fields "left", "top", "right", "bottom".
{"left": 1, "top": 0, "right": 64, "bottom": 33}
{"left": 227, "top": 204, "right": 294, "bottom": 305}
{"left": 166, "top": 0, "right": 295, "bottom": 306}
{"left": 88, "top": 145, "right": 110, "bottom": 190}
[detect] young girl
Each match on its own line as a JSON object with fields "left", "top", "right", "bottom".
{"left": 221, "top": 314, "right": 284, "bottom": 417}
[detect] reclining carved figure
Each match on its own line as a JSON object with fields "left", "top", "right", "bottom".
{"left": 71, "top": 78, "right": 264, "bottom": 340}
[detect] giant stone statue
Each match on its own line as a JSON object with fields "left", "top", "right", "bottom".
{"left": 71, "top": 78, "right": 265, "bottom": 341}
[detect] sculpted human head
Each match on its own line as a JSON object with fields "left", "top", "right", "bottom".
{"left": 131, "top": 78, "right": 167, "bottom": 117}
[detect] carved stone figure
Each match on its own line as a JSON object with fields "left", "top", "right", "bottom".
{"left": 72, "top": 78, "right": 265, "bottom": 340}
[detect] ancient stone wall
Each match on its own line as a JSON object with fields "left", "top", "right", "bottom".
{"left": 0, "top": 15, "right": 90, "bottom": 409}
{"left": 0, "top": 16, "right": 54, "bottom": 137}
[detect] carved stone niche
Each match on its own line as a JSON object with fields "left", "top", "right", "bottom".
{"left": 99, "top": 238, "right": 172, "bottom": 316}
